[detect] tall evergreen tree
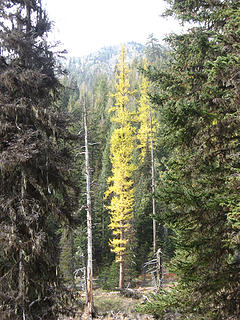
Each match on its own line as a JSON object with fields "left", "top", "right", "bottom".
{"left": 0, "top": 1, "right": 79, "bottom": 319}
{"left": 141, "top": 0, "right": 240, "bottom": 319}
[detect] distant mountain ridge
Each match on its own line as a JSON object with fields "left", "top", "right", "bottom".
{"left": 66, "top": 42, "right": 146, "bottom": 87}
{"left": 82, "top": 41, "right": 145, "bottom": 64}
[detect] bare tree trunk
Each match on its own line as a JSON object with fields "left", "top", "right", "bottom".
{"left": 156, "top": 248, "right": 163, "bottom": 291}
{"left": 150, "top": 111, "right": 157, "bottom": 254}
{"left": 118, "top": 222, "right": 125, "bottom": 289}
{"left": 150, "top": 111, "right": 163, "bottom": 291}
{"left": 119, "top": 256, "right": 124, "bottom": 289}
{"left": 83, "top": 93, "right": 94, "bottom": 318}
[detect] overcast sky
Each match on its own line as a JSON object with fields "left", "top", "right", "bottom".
{"left": 42, "top": 0, "right": 185, "bottom": 57}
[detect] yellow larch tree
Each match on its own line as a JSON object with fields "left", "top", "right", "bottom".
{"left": 137, "top": 62, "right": 157, "bottom": 163}
{"left": 105, "top": 45, "right": 136, "bottom": 289}
{"left": 137, "top": 64, "right": 158, "bottom": 254}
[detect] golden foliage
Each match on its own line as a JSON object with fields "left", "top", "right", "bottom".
{"left": 137, "top": 62, "right": 157, "bottom": 162}
{"left": 105, "top": 45, "right": 136, "bottom": 261}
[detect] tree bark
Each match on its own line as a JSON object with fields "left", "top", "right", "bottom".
{"left": 119, "top": 255, "right": 125, "bottom": 289}
{"left": 156, "top": 248, "right": 163, "bottom": 291}
{"left": 83, "top": 93, "right": 94, "bottom": 319}
{"left": 150, "top": 111, "right": 157, "bottom": 254}
{"left": 119, "top": 223, "right": 125, "bottom": 289}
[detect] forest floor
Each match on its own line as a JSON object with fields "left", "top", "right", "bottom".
{"left": 76, "top": 287, "right": 154, "bottom": 320}
{"left": 62, "top": 273, "right": 177, "bottom": 320}
{"left": 87, "top": 287, "right": 154, "bottom": 319}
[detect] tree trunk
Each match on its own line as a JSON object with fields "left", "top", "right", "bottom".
{"left": 150, "top": 111, "right": 157, "bottom": 254}
{"left": 83, "top": 93, "right": 94, "bottom": 318}
{"left": 119, "top": 255, "right": 125, "bottom": 289}
{"left": 156, "top": 248, "right": 163, "bottom": 291}
{"left": 119, "top": 223, "right": 125, "bottom": 289}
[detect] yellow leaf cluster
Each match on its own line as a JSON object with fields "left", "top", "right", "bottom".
{"left": 137, "top": 65, "right": 157, "bottom": 163}
{"left": 109, "top": 45, "right": 136, "bottom": 126}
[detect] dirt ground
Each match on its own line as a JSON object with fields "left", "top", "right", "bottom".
{"left": 81, "top": 288, "right": 155, "bottom": 320}
{"left": 60, "top": 287, "right": 155, "bottom": 320}
{"left": 60, "top": 273, "right": 177, "bottom": 319}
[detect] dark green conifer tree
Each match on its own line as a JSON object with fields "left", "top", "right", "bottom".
{"left": 141, "top": 0, "right": 240, "bottom": 319}
{"left": 0, "top": 1, "right": 79, "bottom": 319}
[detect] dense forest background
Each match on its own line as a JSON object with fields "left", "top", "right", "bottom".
{"left": 0, "top": 0, "right": 239, "bottom": 319}
{"left": 58, "top": 38, "right": 169, "bottom": 284}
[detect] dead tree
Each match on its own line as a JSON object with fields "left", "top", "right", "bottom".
{"left": 83, "top": 93, "right": 94, "bottom": 319}
{"left": 150, "top": 110, "right": 157, "bottom": 254}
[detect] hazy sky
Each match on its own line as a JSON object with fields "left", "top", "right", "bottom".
{"left": 43, "top": 0, "right": 184, "bottom": 56}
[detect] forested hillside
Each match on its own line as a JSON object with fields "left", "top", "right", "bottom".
{"left": 0, "top": 0, "right": 239, "bottom": 320}
{"left": 67, "top": 42, "right": 145, "bottom": 84}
